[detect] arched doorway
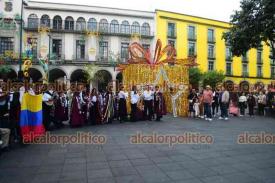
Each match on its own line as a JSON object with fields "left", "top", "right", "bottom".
{"left": 116, "top": 72, "right": 123, "bottom": 83}
{"left": 224, "top": 80, "right": 234, "bottom": 92}
{"left": 0, "top": 69, "right": 17, "bottom": 81}
{"left": 49, "top": 68, "right": 67, "bottom": 82}
{"left": 70, "top": 69, "right": 89, "bottom": 83}
{"left": 29, "top": 68, "right": 43, "bottom": 82}
{"left": 94, "top": 70, "right": 112, "bottom": 91}
{"left": 239, "top": 81, "right": 250, "bottom": 93}
{"left": 116, "top": 72, "right": 123, "bottom": 91}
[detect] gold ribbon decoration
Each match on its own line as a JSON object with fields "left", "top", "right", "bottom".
{"left": 23, "top": 60, "right": 32, "bottom": 78}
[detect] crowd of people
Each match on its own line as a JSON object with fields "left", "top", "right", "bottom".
{"left": 188, "top": 85, "right": 275, "bottom": 121}
{"left": 1, "top": 82, "right": 275, "bottom": 153}
{"left": 0, "top": 84, "right": 166, "bottom": 152}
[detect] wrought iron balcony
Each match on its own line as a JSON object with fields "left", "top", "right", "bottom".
{"left": 24, "top": 20, "right": 153, "bottom": 37}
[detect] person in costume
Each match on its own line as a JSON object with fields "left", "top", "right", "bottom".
{"left": 130, "top": 85, "right": 139, "bottom": 122}
{"left": 80, "top": 87, "right": 89, "bottom": 124}
{"left": 118, "top": 85, "right": 128, "bottom": 122}
{"left": 70, "top": 92, "right": 85, "bottom": 127}
{"left": 143, "top": 85, "right": 154, "bottom": 121}
{"left": 89, "top": 88, "right": 102, "bottom": 125}
{"left": 102, "top": 85, "right": 114, "bottom": 124}
{"left": 8, "top": 85, "right": 21, "bottom": 142}
{"left": 153, "top": 85, "right": 166, "bottom": 121}
{"left": 42, "top": 85, "right": 56, "bottom": 130}
{"left": 54, "top": 92, "right": 67, "bottom": 127}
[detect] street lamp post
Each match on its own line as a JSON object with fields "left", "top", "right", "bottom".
{"left": 18, "top": 0, "right": 28, "bottom": 81}
{"left": 48, "top": 34, "right": 51, "bottom": 81}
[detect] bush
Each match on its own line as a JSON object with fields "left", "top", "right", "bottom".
{"left": 189, "top": 67, "right": 203, "bottom": 89}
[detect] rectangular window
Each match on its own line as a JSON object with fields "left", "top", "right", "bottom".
{"left": 270, "top": 50, "right": 275, "bottom": 65}
{"left": 52, "top": 39, "right": 62, "bottom": 59}
{"left": 208, "top": 60, "right": 214, "bottom": 71}
{"left": 257, "top": 50, "right": 262, "bottom": 64}
{"left": 76, "top": 40, "right": 85, "bottom": 60}
{"left": 242, "top": 52, "right": 248, "bottom": 62}
{"left": 208, "top": 29, "right": 214, "bottom": 42}
{"left": 257, "top": 65, "right": 262, "bottom": 77}
{"left": 0, "top": 37, "right": 14, "bottom": 55}
{"left": 242, "top": 63, "right": 248, "bottom": 77}
{"left": 121, "top": 42, "right": 129, "bottom": 60}
{"left": 271, "top": 66, "right": 275, "bottom": 79}
{"left": 99, "top": 41, "right": 108, "bottom": 60}
{"left": 188, "top": 41, "right": 196, "bottom": 56}
{"left": 168, "top": 23, "right": 176, "bottom": 37}
{"left": 110, "top": 23, "right": 119, "bottom": 33}
{"left": 226, "top": 46, "right": 232, "bottom": 60}
{"left": 208, "top": 44, "right": 215, "bottom": 58}
{"left": 226, "top": 62, "right": 232, "bottom": 75}
{"left": 188, "top": 26, "right": 195, "bottom": 40}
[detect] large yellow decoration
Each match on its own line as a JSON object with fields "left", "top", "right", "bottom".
{"left": 119, "top": 39, "right": 197, "bottom": 117}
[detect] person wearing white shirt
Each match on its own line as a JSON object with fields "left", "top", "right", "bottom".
{"left": 118, "top": 86, "right": 128, "bottom": 122}
{"left": 143, "top": 85, "right": 154, "bottom": 121}
{"left": 239, "top": 92, "right": 247, "bottom": 116}
{"left": 42, "top": 86, "right": 55, "bottom": 131}
{"left": 130, "top": 85, "right": 139, "bottom": 122}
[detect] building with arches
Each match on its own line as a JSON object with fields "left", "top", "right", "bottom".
{"left": 0, "top": 1, "right": 155, "bottom": 90}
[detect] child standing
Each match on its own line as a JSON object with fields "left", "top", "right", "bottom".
{"left": 193, "top": 98, "right": 200, "bottom": 118}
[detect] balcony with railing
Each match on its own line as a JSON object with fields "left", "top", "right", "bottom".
{"left": 25, "top": 19, "right": 154, "bottom": 38}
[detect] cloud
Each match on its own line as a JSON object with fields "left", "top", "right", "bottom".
{"left": 36, "top": 0, "right": 241, "bottom": 22}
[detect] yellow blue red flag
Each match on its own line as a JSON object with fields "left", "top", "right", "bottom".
{"left": 20, "top": 93, "right": 45, "bottom": 142}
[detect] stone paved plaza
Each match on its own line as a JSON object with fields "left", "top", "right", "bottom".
{"left": 1, "top": 115, "right": 275, "bottom": 183}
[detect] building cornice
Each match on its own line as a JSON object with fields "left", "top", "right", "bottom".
{"left": 26, "top": 1, "right": 155, "bottom": 19}
{"left": 156, "top": 9, "right": 230, "bottom": 24}
{"left": 159, "top": 15, "right": 230, "bottom": 29}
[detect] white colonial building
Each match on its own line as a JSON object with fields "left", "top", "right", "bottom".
{"left": 0, "top": 0, "right": 155, "bottom": 90}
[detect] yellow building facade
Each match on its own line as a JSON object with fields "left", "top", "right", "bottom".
{"left": 156, "top": 10, "right": 275, "bottom": 91}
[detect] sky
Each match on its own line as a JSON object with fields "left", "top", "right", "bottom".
{"left": 35, "top": 0, "right": 242, "bottom": 22}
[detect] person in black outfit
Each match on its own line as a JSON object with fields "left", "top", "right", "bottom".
{"left": 247, "top": 93, "right": 256, "bottom": 116}
{"left": 8, "top": 86, "right": 21, "bottom": 142}
{"left": 89, "top": 88, "right": 101, "bottom": 125}
{"left": 188, "top": 89, "right": 197, "bottom": 117}
{"left": 212, "top": 90, "right": 220, "bottom": 117}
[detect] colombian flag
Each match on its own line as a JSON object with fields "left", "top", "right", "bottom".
{"left": 20, "top": 93, "right": 45, "bottom": 142}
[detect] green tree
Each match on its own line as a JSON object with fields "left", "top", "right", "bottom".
{"left": 223, "top": 0, "right": 275, "bottom": 60}
{"left": 202, "top": 70, "right": 226, "bottom": 89}
{"left": 189, "top": 67, "right": 203, "bottom": 88}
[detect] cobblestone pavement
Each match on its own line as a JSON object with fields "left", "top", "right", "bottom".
{"left": 1, "top": 115, "right": 275, "bottom": 183}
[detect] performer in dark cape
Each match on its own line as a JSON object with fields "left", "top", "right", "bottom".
{"left": 102, "top": 85, "right": 114, "bottom": 124}
{"left": 54, "top": 92, "right": 67, "bottom": 126}
{"left": 89, "top": 88, "right": 102, "bottom": 125}
{"left": 70, "top": 92, "right": 84, "bottom": 127}
{"left": 80, "top": 87, "right": 89, "bottom": 124}
{"left": 154, "top": 85, "right": 167, "bottom": 121}
{"left": 118, "top": 85, "right": 128, "bottom": 122}
{"left": 8, "top": 86, "right": 21, "bottom": 141}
